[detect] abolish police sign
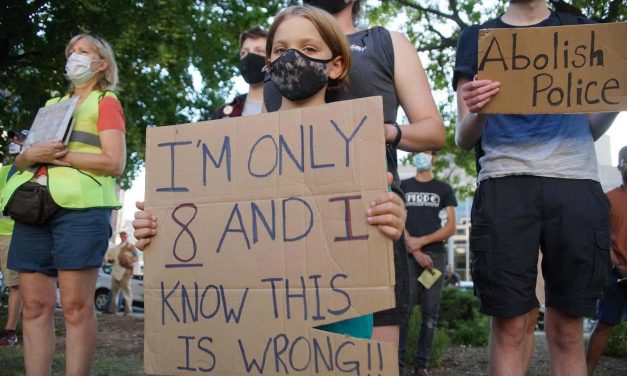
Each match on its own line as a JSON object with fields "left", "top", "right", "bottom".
{"left": 477, "top": 22, "right": 627, "bottom": 114}
{"left": 142, "top": 97, "right": 397, "bottom": 375}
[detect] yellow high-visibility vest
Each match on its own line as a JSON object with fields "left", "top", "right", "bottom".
{"left": 0, "top": 91, "right": 122, "bottom": 210}
{"left": 0, "top": 164, "right": 15, "bottom": 235}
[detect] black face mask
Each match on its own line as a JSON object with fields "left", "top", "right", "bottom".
{"left": 268, "top": 49, "right": 332, "bottom": 101}
{"left": 239, "top": 52, "right": 266, "bottom": 84}
{"left": 304, "top": 0, "right": 352, "bottom": 15}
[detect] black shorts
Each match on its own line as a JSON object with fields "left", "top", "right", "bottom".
{"left": 470, "top": 176, "right": 610, "bottom": 318}
{"left": 373, "top": 237, "right": 410, "bottom": 326}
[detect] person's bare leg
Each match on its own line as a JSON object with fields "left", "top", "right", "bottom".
{"left": 544, "top": 307, "right": 586, "bottom": 376}
{"left": 4, "top": 285, "right": 23, "bottom": 330}
{"left": 585, "top": 321, "right": 614, "bottom": 375}
{"left": 372, "top": 325, "right": 400, "bottom": 344}
{"left": 59, "top": 268, "right": 99, "bottom": 376}
{"left": 523, "top": 306, "right": 540, "bottom": 373}
{"left": 19, "top": 272, "right": 57, "bottom": 376}
{"left": 489, "top": 314, "right": 527, "bottom": 376}
{"left": 108, "top": 278, "right": 120, "bottom": 313}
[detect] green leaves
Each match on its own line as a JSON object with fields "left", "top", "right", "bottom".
{"left": 0, "top": 0, "right": 295, "bottom": 188}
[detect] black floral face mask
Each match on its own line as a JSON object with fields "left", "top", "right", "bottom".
{"left": 267, "top": 49, "right": 332, "bottom": 101}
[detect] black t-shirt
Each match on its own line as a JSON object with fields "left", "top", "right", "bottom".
{"left": 452, "top": 11, "right": 592, "bottom": 91}
{"left": 401, "top": 178, "right": 457, "bottom": 252}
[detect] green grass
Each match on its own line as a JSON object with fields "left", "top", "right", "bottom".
{"left": 0, "top": 346, "right": 144, "bottom": 376}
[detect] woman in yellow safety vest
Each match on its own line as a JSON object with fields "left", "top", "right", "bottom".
{"left": 1, "top": 34, "right": 126, "bottom": 375}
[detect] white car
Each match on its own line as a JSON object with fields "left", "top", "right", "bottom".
{"left": 94, "top": 265, "right": 144, "bottom": 312}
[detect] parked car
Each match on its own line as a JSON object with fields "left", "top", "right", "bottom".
{"left": 94, "top": 265, "right": 144, "bottom": 312}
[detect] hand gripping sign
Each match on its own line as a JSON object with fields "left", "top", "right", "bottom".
{"left": 478, "top": 22, "right": 627, "bottom": 114}
{"left": 143, "top": 97, "right": 398, "bottom": 375}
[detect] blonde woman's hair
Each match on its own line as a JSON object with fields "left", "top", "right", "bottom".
{"left": 266, "top": 5, "right": 351, "bottom": 90}
{"left": 65, "top": 34, "right": 119, "bottom": 92}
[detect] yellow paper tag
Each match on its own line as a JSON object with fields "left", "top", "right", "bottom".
{"left": 418, "top": 267, "right": 442, "bottom": 289}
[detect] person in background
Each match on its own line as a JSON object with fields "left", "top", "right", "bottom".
{"left": 290, "top": 0, "right": 445, "bottom": 346}
{"left": 399, "top": 151, "right": 457, "bottom": 376}
{"left": 211, "top": 25, "right": 267, "bottom": 119}
{"left": 105, "top": 230, "right": 129, "bottom": 264}
{"left": 107, "top": 236, "right": 137, "bottom": 315}
{"left": 453, "top": 1, "right": 618, "bottom": 374}
{"left": 0, "top": 130, "right": 27, "bottom": 347}
{"left": 586, "top": 145, "right": 627, "bottom": 375}
{"left": 0, "top": 34, "right": 126, "bottom": 375}
{"left": 444, "top": 265, "right": 461, "bottom": 288}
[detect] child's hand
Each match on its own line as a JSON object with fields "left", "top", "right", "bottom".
{"left": 366, "top": 173, "right": 406, "bottom": 241}
{"left": 132, "top": 201, "right": 157, "bottom": 250}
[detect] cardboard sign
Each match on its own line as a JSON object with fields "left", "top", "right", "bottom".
{"left": 477, "top": 22, "right": 627, "bottom": 114}
{"left": 143, "top": 97, "right": 398, "bottom": 375}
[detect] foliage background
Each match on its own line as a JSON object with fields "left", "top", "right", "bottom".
{"left": 1, "top": 0, "right": 624, "bottom": 192}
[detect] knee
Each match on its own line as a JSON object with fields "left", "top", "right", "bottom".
{"left": 546, "top": 322, "right": 583, "bottom": 350}
{"left": 61, "top": 297, "right": 94, "bottom": 325}
{"left": 22, "top": 295, "right": 55, "bottom": 321}
{"left": 492, "top": 317, "right": 527, "bottom": 346}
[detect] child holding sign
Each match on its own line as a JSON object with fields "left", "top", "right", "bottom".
{"left": 134, "top": 5, "right": 406, "bottom": 341}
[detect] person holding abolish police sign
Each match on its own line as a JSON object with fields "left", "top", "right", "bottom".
{"left": 0, "top": 35, "right": 126, "bottom": 375}
{"left": 453, "top": 1, "right": 619, "bottom": 375}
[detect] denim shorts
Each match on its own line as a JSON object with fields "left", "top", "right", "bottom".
{"left": 8, "top": 208, "right": 112, "bottom": 276}
{"left": 597, "top": 269, "right": 627, "bottom": 326}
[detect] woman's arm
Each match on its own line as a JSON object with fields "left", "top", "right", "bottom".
{"left": 389, "top": 31, "right": 445, "bottom": 152}
{"left": 58, "top": 129, "right": 126, "bottom": 176}
{"left": 15, "top": 141, "right": 70, "bottom": 171}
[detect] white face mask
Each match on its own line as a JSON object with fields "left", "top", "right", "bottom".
{"left": 65, "top": 52, "right": 99, "bottom": 85}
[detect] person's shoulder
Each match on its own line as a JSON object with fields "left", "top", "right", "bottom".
{"left": 401, "top": 177, "right": 416, "bottom": 186}
{"left": 98, "top": 93, "right": 122, "bottom": 108}
{"left": 459, "top": 24, "right": 482, "bottom": 41}
{"left": 434, "top": 178, "right": 454, "bottom": 189}
{"left": 211, "top": 94, "right": 246, "bottom": 120}
{"left": 607, "top": 187, "right": 625, "bottom": 199}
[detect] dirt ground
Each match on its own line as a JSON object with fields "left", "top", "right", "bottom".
{"left": 429, "top": 334, "right": 627, "bottom": 376}
{"left": 53, "top": 312, "right": 627, "bottom": 375}
{"left": 54, "top": 311, "right": 144, "bottom": 357}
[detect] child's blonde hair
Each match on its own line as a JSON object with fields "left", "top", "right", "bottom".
{"left": 266, "top": 5, "right": 351, "bottom": 90}
{"left": 65, "top": 34, "right": 119, "bottom": 92}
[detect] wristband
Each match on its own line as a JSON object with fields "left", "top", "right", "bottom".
{"left": 386, "top": 122, "right": 402, "bottom": 148}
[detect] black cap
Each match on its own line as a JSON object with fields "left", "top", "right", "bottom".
{"left": 7, "top": 129, "right": 29, "bottom": 140}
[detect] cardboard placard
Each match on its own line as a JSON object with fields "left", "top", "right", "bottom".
{"left": 477, "top": 22, "right": 627, "bottom": 114}
{"left": 143, "top": 97, "right": 398, "bottom": 375}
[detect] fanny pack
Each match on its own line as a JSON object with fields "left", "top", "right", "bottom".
{"left": 5, "top": 181, "right": 59, "bottom": 224}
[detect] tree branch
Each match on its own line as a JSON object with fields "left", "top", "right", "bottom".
{"left": 602, "top": 0, "right": 624, "bottom": 23}
{"left": 393, "top": 0, "right": 468, "bottom": 29}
